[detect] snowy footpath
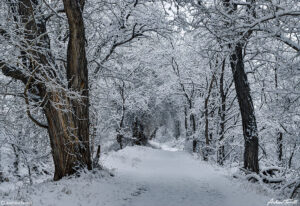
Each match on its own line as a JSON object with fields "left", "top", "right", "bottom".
{"left": 1, "top": 146, "right": 273, "bottom": 206}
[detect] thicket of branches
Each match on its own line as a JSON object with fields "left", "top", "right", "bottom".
{"left": 0, "top": 0, "right": 299, "bottom": 198}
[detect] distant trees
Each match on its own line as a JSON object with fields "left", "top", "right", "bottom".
{"left": 170, "top": 0, "right": 300, "bottom": 173}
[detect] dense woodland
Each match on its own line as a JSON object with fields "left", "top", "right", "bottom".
{"left": 0, "top": 0, "right": 299, "bottom": 203}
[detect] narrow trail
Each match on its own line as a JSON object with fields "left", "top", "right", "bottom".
{"left": 102, "top": 146, "right": 271, "bottom": 206}
{"left": 11, "top": 145, "right": 272, "bottom": 206}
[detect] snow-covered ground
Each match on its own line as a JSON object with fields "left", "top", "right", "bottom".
{"left": 0, "top": 145, "right": 274, "bottom": 206}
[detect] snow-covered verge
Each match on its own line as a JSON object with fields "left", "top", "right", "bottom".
{"left": 0, "top": 145, "right": 281, "bottom": 206}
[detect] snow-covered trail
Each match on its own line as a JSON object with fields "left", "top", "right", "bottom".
{"left": 101, "top": 146, "right": 271, "bottom": 206}
{"left": 4, "top": 146, "right": 272, "bottom": 206}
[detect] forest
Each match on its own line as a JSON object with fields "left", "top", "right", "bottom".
{"left": 0, "top": 0, "right": 299, "bottom": 205}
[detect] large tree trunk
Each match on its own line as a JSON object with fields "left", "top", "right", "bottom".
{"left": 44, "top": 91, "right": 92, "bottom": 180}
{"left": 230, "top": 43, "right": 259, "bottom": 173}
{"left": 221, "top": 0, "right": 259, "bottom": 173}
{"left": 48, "top": 0, "right": 92, "bottom": 180}
{"left": 5, "top": 0, "right": 92, "bottom": 180}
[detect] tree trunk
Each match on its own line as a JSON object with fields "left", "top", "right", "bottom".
{"left": 288, "top": 143, "right": 296, "bottom": 168}
{"left": 217, "top": 60, "right": 226, "bottom": 165}
{"left": 116, "top": 81, "right": 126, "bottom": 149}
{"left": 132, "top": 118, "right": 147, "bottom": 146}
{"left": 43, "top": 0, "right": 92, "bottom": 180}
{"left": 184, "top": 106, "right": 188, "bottom": 137}
{"left": 204, "top": 73, "right": 216, "bottom": 146}
{"left": 230, "top": 43, "right": 259, "bottom": 173}
{"left": 192, "top": 140, "right": 197, "bottom": 153}
{"left": 12, "top": 145, "right": 20, "bottom": 177}
{"left": 221, "top": 0, "right": 259, "bottom": 173}
{"left": 277, "top": 132, "right": 283, "bottom": 162}
{"left": 7, "top": 0, "right": 92, "bottom": 180}
{"left": 175, "top": 120, "right": 181, "bottom": 139}
{"left": 43, "top": 91, "right": 91, "bottom": 180}
{"left": 274, "top": 67, "right": 283, "bottom": 163}
{"left": 189, "top": 101, "right": 197, "bottom": 152}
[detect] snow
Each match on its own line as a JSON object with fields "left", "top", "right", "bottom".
{"left": 1, "top": 145, "right": 273, "bottom": 206}
{"left": 148, "top": 140, "right": 182, "bottom": 151}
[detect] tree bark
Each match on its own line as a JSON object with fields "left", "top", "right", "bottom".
{"left": 217, "top": 60, "right": 226, "bottom": 165}
{"left": 230, "top": 43, "right": 259, "bottom": 173}
{"left": 220, "top": 0, "right": 259, "bottom": 173}
{"left": 184, "top": 106, "right": 188, "bottom": 137}
{"left": 189, "top": 101, "right": 197, "bottom": 152}
{"left": 132, "top": 118, "right": 147, "bottom": 146}
{"left": 50, "top": 0, "right": 92, "bottom": 180}
{"left": 288, "top": 143, "right": 296, "bottom": 168}
{"left": 277, "top": 132, "right": 283, "bottom": 162}
{"left": 116, "top": 81, "right": 126, "bottom": 149}
{"left": 274, "top": 67, "right": 283, "bottom": 163}
{"left": 43, "top": 90, "right": 91, "bottom": 180}
{"left": 204, "top": 72, "right": 216, "bottom": 146}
